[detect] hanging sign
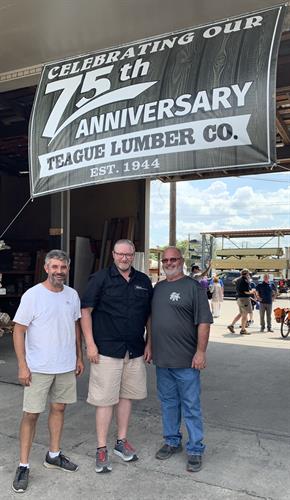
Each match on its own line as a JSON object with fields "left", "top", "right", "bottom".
{"left": 29, "top": 4, "right": 286, "bottom": 196}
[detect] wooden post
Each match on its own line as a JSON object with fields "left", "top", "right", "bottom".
{"left": 169, "top": 181, "right": 176, "bottom": 246}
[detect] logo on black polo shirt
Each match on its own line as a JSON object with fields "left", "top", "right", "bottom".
{"left": 170, "top": 292, "right": 181, "bottom": 302}
{"left": 135, "top": 285, "right": 148, "bottom": 291}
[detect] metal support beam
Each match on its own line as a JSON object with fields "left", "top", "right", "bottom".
{"left": 60, "top": 190, "right": 70, "bottom": 256}
{"left": 144, "top": 179, "right": 151, "bottom": 275}
{"left": 49, "top": 191, "right": 70, "bottom": 283}
{"left": 201, "top": 234, "right": 206, "bottom": 269}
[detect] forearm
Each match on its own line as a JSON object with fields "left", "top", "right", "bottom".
{"left": 13, "top": 324, "right": 31, "bottom": 385}
{"left": 192, "top": 323, "right": 210, "bottom": 369}
{"left": 80, "top": 308, "right": 95, "bottom": 348}
{"left": 201, "top": 263, "right": 211, "bottom": 277}
{"left": 75, "top": 320, "right": 83, "bottom": 360}
{"left": 145, "top": 317, "right": 152, "bottom": 345}
{"left": 81, "top": 308, "right": 99, "bottom": 363}
{"left": 143, "top": 316, "right": 152, "bottom": 363}
{"left": 196, "top": 323, "right": 210, "bottom": 353}
{"left": 13, "top": 325, "right": 27, "bottom": 367}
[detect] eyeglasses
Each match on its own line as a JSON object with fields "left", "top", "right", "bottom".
{"left": 114, "top": 251, "right": 134, "bottom": 258}
{"left": 161, "top": 257, "right": 181, "bottom": 264}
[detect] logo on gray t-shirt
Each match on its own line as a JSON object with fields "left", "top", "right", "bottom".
{"left": 170, "top": 292, "right": 181, "bottom": 302}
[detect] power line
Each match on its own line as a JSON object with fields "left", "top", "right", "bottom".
{"left": 234, "top": 175, "right": 290, "bottom": 183}
{"left": 178, "top": 212, "right": 290, "bottom": 219}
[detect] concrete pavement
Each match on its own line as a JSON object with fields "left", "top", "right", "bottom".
{"left": 0, "top": 296, "right": 289, "bottom": 500}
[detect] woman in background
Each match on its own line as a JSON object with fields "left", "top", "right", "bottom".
{"left": 210, "top": 275, "right": 224, "bottom": 318}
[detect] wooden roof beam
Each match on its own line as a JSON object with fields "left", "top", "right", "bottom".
{"left": 276, "top": 110, "right": 290, "bottom": 144}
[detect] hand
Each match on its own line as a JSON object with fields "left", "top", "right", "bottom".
{"left": 18, "top": 364, "right": 32, "bottom": 386}
{"left": 75, "top": 357, "right": 84, "bottom": 376}
{"left": 191, "top": 351, "right": 207, "bottom": 370}
{"left": 86, "top": 344, "right": 99, "bottom": 364}
{"left": 144, "top": 343, "right": 152, "bottom": 363}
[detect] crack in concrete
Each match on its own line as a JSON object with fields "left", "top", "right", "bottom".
{"left": 71, "top": 440, "right": 89, "bottom": 450}
{"left": 0, "top": 379, "right": 21, "bottom": 386}
{"left": 0, "top": 431, "right": 279, "bottom": 500}
{"left": 256, "top": 432, "right": 271, "bottom": 456}
{"left": 134, "top": 406, "right": 290, "bottom": 442}
{"left": 133, "top": 463, "right": 273, "bottom": 499}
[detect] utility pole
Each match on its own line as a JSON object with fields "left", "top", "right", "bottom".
{"left": 169, "top": 181, "right": 176, "bottom": 246}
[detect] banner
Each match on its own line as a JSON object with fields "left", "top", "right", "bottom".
{"left": 29, "top": 5, "right": 286, "bottom": 197}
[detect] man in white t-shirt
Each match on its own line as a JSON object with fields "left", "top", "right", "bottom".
{"left": 12, "top": 250, "right": 84, "bottom": 494}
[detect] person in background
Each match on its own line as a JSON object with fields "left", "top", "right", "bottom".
{"left": 210, "top": 275, "right": 224, "bottom": 318}
{"left": 247, "top": 274, "right": 257, "bottom": 327}
{"left": 12, "top": 250, "right": 84, "bottom": 494}
{"left": 81, "top": 239, "right": 152, "bottom": 474}
{"left": 209, "top": 274, "right": 224, "bottom": 290}
{"left": 227, "top": 269, "right": 255, "bottom": 335}
{"left": 256, "top": 274, "right": 277, "bottom": 332}
{"left": 151, "top": 247, "right": 213, "bottom": 473}
{"left": 191, "top": 262, "right": 211, "bottom": 290}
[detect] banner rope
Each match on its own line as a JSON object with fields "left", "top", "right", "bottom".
{"left": 0, "top": 196, "right": 33, "bottom": 240}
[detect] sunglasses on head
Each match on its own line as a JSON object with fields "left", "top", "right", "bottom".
{"left": 161, "top": 257, "right": 181, "bottom": 264}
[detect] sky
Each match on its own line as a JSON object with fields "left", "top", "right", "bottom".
{"left": 150, "top": 170, "right": 290, "bottom": 249}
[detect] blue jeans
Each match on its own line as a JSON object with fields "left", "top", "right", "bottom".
{"left": 156, "top": 367, "right": 205, "bottom": 455}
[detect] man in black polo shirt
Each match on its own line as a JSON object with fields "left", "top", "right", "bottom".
{"left": 81, "top": 239, "right": 152, "bottom": 474}
{"left": 227, "top": 269, "right": 255, "bottom": 335}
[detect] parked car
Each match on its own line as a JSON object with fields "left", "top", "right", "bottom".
{"left": 273, "top": 278, "right": 289, "bottom": 294}
{"left": 218, "top": 271, "right": 240, "bottom": 296}
{"left": 216, "top": 271, "right": 260, "bottom": 297}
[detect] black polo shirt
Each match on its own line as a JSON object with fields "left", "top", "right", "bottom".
{"left": 81, "top": 264, "right": 153, "bottom": 359}
{"left": 235, "top": 276, "right": 250, "bottom": 298}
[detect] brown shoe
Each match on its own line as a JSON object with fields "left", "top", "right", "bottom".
{"left": 240, "top": 329, "right": 250, "bottom": 335}
{"left": 227, "top": 325, "right": 235, "bottom": 334}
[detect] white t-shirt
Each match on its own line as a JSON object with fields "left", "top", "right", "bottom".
{"left": 13, "top": 283, "right": 81, "bottom": 374}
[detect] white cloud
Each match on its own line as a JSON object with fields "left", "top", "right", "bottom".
{"left": 150, "top": 175, "right": 290, "bottom": 247}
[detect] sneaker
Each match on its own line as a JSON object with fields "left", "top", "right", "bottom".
{"left": 155, "top": 443, "right": 182, "bottom": 460}
{"left": 43, "top": 451, "right": 78, "bottom": 472}
{"left": 114, "top": 439, "right": 138, "bottom": 462}
{"left": 240, "top": 329, "right": 250, "bottom": 335}
{"left": 227, "top": 325, "right": 235, "bottom": 334}
{"left": 187, "top": 454, "right": 202, "bottom": 472}
{"left": 95, "top": 448, "right": 112, "bottom": 473}
{"left": 12, "top": 466, "right": 29, "bottom": 493}
{"left": 267, "top": 328, "right": 274, "bottom": 332}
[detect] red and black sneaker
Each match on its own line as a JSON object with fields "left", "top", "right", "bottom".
{"left": 114, "top": 439, "right": 138, "bottom": 462}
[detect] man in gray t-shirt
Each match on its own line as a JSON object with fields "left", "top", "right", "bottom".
{"left": 151, "top": 247, "right": 212, "bottom": 473}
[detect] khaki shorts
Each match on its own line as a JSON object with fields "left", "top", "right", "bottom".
{"left": 23, "top": 371, "right": 77, "bottom": 413}
{"left": 237, "top": 297, "right": 252, "bottom": 314}
{"left": 87, "top": 354, "right": 147, "bottom": 407}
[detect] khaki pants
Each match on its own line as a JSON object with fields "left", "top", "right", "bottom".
{"left": 87, "top": 354, "right": 147, "bottom": 407}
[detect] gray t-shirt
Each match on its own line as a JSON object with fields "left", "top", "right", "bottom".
{"left": 151, "top": 276, "right": 213, "bottom": 368}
